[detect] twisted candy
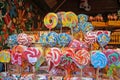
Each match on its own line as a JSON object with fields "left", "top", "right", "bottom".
{"left": 44, "top": 13, "right": 58, "bottom": 29}
{"left": 91, "top": 51, "right": 107, "bottom": 68}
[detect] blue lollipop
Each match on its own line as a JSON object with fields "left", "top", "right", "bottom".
{"left": 73, "top": 24, "right": 81, "bottom": 33}
{"left": 46, "top": 32, "right": 58, "bottom": 47}
{"left": 58, "top": 33, "right": 71, "bottom": 47}
{"left": 91, "top": 51, "right": 107, "bottom": 68}
{"left": 39, "top": 33, "right": 47, "bottom": 46}
{"left": 7, "top": 34, "right": 18, "bottom": 48}
{"left": 78, "top": 14, "right": 88, "bottom": 23}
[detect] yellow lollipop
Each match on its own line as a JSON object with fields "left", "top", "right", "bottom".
{"left": 44, "top": 13, "right": 58, "bottom": 30}
{"left": 0, "top": 50, "right": 10, "bottom": 63}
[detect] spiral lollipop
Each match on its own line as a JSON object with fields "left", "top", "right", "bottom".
{"left": 44, "top": 13, "right": 58, "bottom": 30}
{"left": 23, "top": 47, "right": 41, "bottom": 65}
{"left": 97, "top": 33, "right": 110, "bottom": 48}
{"left": 17, "top": 33, "right": 29, "bottom": 46}
{"left": 104, "top": 49, "right": 120, "bottom": 66}
{"left": 91, "top": 51, "right": 107, "bottom": 68}
{"left": 81, "top": 22, "right": 94, "bottom": 33}
{"left": 7, "top": 34, "right": 18, "bottom": 48}
{"left": 58, "top": 33, "right": 71, "bottom": 47}
{"left": 46, "top": 32, "right": 58, "bottom": 47}
{"left": 73, "top": 25, "right": 81, "bottom": 33}
{"left": 56, "top": 11, "right": 65, "bottom": 28}
{"left": 62, "top": 11, "right": 78, "bottom": 28}
{"left": 39, "top": 33, "right": 47, "bottom": 46}
{"left": 0, "top": 50, "right": 10, "bottom": 63}
{"left": 78, "top": 14, "right": 88, "bottom": 23}
{"left": 45, "top": 47, "right": 62, "bottom": 71}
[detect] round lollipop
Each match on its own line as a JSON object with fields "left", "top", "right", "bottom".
{"left": 81, "top": 22, "right": 94, "bottom": 33}
{"left": 56, "top": 11, "right": 65, "bottom": 28}
{"left": 44, "top": 13, "right": 58, "bottom": 30}
{"left": 7, "top": 34, "right": 18, "bottom": 48}
{"left": 0, "top": 50, "right": 10, "bottom": 63}
{"left": 97, "top": 33, "right": 110, "bottom": 48}
{"left": 39, "top": 33, "right": 47, "bottom": 46}
{"left": 104, "top": 49, "right": 120, "bottom": 66}
{"left": 23, "top": 47, "right": 41, "bottom": 65}
{"left": 62, "top": 11, "right": 78, "bottom": 27}
{"left": 78, "top": 14, "right": 88, "bottom": 23}
{"left": 46, "top": 32, "right": 58, "bottom": 47}
{"left": 17, "top": 33, "right": 29, "bottom": 46}
{"left": 91, "top": 51, "right": 107, "bottom": 68}
{"left": 45, "top": 47, "right": 62, "bottom": 71}
{"left": 73, "top": 25, "right": 81, "bottom": 33}
{"left": 58, "top": 33, "right": 71, "bottom": 47}
{"left": 68, "top": 39, "right": 81, "bottom": 52}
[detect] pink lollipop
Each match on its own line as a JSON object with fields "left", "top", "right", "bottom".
{"left": 23, "top": 47, "right": 41, "bottom": 65}
{"left": 84, "top": 31, "right": 97, "bottom": 44}
{"left": 73, "top": 49, "right": 90, "bottom": 65}
{"left": 46, "top": 47, "right": 62, "bottom": 71}
{"left": 17, "top": 33, "right": 30, "bottom": 46}
{"left": 68, "top": 39, "right": 81, "bottom": 52}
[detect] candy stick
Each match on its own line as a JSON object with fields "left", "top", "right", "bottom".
{"left": 4, "top": 63, "right": 7, "bottom": 73}
{"left": 96, "top": 67, "right": 100, "bottom": 80}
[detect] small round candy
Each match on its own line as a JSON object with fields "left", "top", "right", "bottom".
{"left": 46, "top": 32, "right": 58, "bottom": 47}
{"left": 81, "top": 22, "right": 94, "bottom": 33}
{"left": 7, "top": 34, "right": 18, "bottom": 48}
{"left": 97, "top": 33, "right": 110, "bottom": 48}
{"left": 44, "top": 13, "right": 58, "bottom": 29}
{"left": 91, "top": 51, "right": 107, "bottom": 68}
{"left": 78, "top": 14, "right": 88, "bottom": 23}
{"left": 58, "top": 33, "right": 71, "bottom": 47}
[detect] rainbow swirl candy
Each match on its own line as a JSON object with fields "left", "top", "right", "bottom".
{"left": 44, "top": 13, "right": 58, "bottom": 29}
{"left": 97, "top": 33, "right": 110, "bottom": 48}
{"left": 39, "top": 33, "right": 47, "bottom": 46}
{"left": 56, "top": 11, "right": 65, "bottom": 28}
{"left": 78, "top": 14, "right": 88, "bottom": 23}
{"left": 62, "top": 11, "right": 78, "bottom": 28}
{"left": 0, "top": 50, "right": 10, "bottom": 63}
{"left": 104, "top": 49, "right": 120, "bottom": 66}
{"left": 81, "top": 22, "right": 94, "bottom": 33}
{"left": 58, "top": 33, "right": 71, "bottom": 47}
{"left": 7, "top": 34, "right": 18, "bottom": 48}
{"left": 91, "top": 51, "right": 107, "bottom": 68}
{"left": 46, "top": 32, "right": 58, "bottom": 47}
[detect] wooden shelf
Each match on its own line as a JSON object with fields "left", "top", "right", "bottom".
{"left": 108, "top": 42, "right": 120, "bottom": 45}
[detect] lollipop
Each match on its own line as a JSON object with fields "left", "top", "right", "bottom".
{"left": 0, "top": 50, "right": 10, "bottom": 63}
{"left": 46, "top": 32, "right": 58, "bottom": 47}
{"left": 44, "top": 13, "right": 58, "bottom": 29}
{"left": 45, "top": 47, "right": 62, "bottom": 71}
{"left": 104, "top": 49, "right": 120, "bottom": 66}
{"left": 17, "top": 33, "right": 29, "bottom": 46}
{"left": 79, "top": 41, "right": 89, "bottom": 50}
{"left": 56, "top": 11, "right": 65, "bottom": 28}
{"left": 97, "top": 33, "right": 110, "bottom": 48}
{"left": 81, "top": 22, "right": 94, "bottom": 33}
{"left": 39, "top": 33, "right": 48, "bottom": 46}
{"left": 73, "top": 49, "right": 90, "bottom": 66}
{"left": 73, "top": 25, "right": 81, "bottom": 33}
{"left": 58, "top": 33, "right": 71, "bottom": 47}
{"left": 91, "top": 51, "right": 107, "bottom": 68}
{"left": 23, "top": 47, "right": 41, "bottom": 65}
{"left": 78, "top": 14, "right": 88, "bottom": 23}
{"left": 68, "top": 39, "right": 81, "bottom": 52}
{"left": 62, "top": 11, "right": 78, "bottom": 28}
{"left": 96, "top": 30, "right": 111, "bottom": 37}
{"left": 84, "top": 31, "right": 97, "bottom": 44}
{"left": 7, "top": 34, "right": 18, "bottom": 48}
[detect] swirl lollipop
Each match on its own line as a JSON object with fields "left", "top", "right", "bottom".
{"left": 7, "top": 34, "right": 18, "bottom": 48}
{"left": 81, "top": 22, "right": 94, "bottom": 33}
{"left": 44, "top": 13, "right": 58, "bottom": 30}
{"left": 78, "top": 14, "right": 88, "bottom": 23}
{"left": 39, "top": 33, "right": 47, "bottom": 46}
{"left": 91, "top": 51, "right": 107, "bottom": 68}
{"left": 17, "top": 33, "right": 29, "bottom": 46}
{"left": 97, "top": 33, "right": 110, "bottom": 48}
{"left": 45, "top": 47, "right": 62, "bottom": 71}
{"left": 0, "top": 50, "right": 10, "bottom": 63}
{"left": 104, "top": 49, "right": 120, "bottom": 66}
{"left": 58, "top": 33, "right": 71, "bottom": 47}
{"left": 56, "top": 11, "right": 65, "bottom": 28}
{"left": 23, "top": 47, "right": 41, "bottom": 65}
{"left": 73, "top": 25, "right": 81, "bottom": 33}
{"left": 46, "top": 32, "right": 58, "bottom": 47}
